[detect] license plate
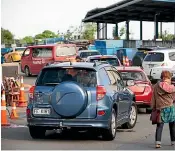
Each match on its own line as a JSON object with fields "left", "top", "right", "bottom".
{"left": 33, "top": 108, "right": 50, "bottom": 115}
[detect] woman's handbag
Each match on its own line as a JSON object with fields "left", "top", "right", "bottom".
{"left": 150, "top": 94, "right": 161, "bottom": 124}
{"left": 150, "top": 108, "right": 161, "bottom": 125}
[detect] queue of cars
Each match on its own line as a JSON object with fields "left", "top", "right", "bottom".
{"left": 2, "top": 43, "right": 173, "bottom": 140}
{"left": 24, "top": 44, "right": 155, "bottom": 140}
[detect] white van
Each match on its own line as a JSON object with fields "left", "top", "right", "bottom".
{"left": 142, "top": 49, "right": 175, "bottom": 77}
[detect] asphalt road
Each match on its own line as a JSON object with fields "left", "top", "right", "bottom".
{"left": 2, "top": 70, "right": 174, "bottom": 150}
{"left": 2, "top": 112, "right": 175, "bottom": 150}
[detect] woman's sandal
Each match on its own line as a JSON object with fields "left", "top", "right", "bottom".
{"left": 155, "top": 144, "right": 161, "bottom": 148}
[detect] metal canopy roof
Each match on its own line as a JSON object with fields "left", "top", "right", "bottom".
{"left": 82, "top": 0, "right": 175, "bottom": 23}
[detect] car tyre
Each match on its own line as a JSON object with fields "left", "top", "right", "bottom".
{"left": 101, "top": 108, "right": 117, "bottom": 141}
{"left": 29, "top": 126, "right": 46, "bottom": 139}
{"left": 122, "top": 103, "right": 137, "bottom": 129}
{"left": 25, "top": 66, "right": 31, "bottom": 77}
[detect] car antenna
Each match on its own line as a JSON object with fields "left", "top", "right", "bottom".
{"left": 69, "top": 59, "right": 72, "bottom": 65}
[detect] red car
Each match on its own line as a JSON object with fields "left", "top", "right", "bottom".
{"left": 116, "top": 66, "right": 153, "bottom": 113}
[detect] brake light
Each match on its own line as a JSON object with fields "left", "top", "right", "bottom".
{"left": 29, "top": 86, "right": 35, "bottom": 99}
{"left": 96, "top": 85, "right": 106, "bottom": 101}
{"left": 98, "top": 110, "right": 106, "bottom": 116}
{"left": 144, "top": 86, "right": 152, "bottom": 94}
{"left": 26, "top": 108, "right": 30, "bottom": 116}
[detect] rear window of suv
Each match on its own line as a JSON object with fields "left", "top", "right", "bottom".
{"left": 169, "top": 52, "right": 175, "bottom": 61}
{"left": 36, "top": 67, "right": 97, "bottom": 87}
{"left": 144, "top": 52, "right": 164, "bottom": 62}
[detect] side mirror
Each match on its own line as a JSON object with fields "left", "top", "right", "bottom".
{"left": 127, "top": 80, "right": 135, "bottom": 86}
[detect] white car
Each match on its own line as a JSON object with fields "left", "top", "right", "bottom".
{"left": 142, "top": 49, "right": 175, "bottom": 80}
{"left": 150, "top": 66, "right": 175, "bottom": 80}
{"left": 78, "top": 50, "right": 101, "bottom": 61}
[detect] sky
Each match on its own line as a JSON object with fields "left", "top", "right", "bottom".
{"left": 1, "top": 0, "right": 175, "bottom": 40}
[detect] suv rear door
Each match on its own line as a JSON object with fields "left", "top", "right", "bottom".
{"left": 33, "top": 67, "right": 97, "bottom": 119}
{"left": 142, "top": 52, "right": 165, "bottom": 76}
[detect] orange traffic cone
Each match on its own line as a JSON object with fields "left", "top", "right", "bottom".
{"left": 125, "top": 57, "right": 130, "bottom": 66}
{"left": 18, "top": 76, "right": 27, "bottom": 107}
{"left": 1, "top": 90, "right": 10, "bottom": 126}
{"left": 123, "top": 56, "right": 126, "bottom": 66}
{"left": 10, "top": 102, "right": 19, "bottom": 119}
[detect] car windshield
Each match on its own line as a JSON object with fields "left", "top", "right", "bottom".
{"left": 81, "top": 51, "right": 100, "bottom": 58}
{"left": 56, "top": 46, "right": 76, "bottom": 56}
{"left": 119, "top": 71, "right": 146, "bottom": 81}
{"left": 36, "top": 67, "right": 97, "bottom": 87}
{"left": 90, "top": 58, "right": 120, "bottom": 66}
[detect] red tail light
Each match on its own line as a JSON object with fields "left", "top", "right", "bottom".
{"left": 144, "top": 86, "right": 152, "bottom": 94}
{"left": 26, "top": 108, "right": 30, "bottom": 116}
{"left": 98, "top": 110, "right": 106, "bottom": 116}
{"left": 96, "top": 85, "right": 106, "bottom": 101}
{"left": 29, "top": 86, "right": 35, "bottom": 99}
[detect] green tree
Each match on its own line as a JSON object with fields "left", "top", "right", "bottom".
{"left": 42, "top": 30, "right": 57, "bottom": 38}
{"left": 63, "top": 26, "right": 75, "bottom": 40}
{"left": 159, "top": 30, "right": 175, "bottom": 41}
{"left": 21, "top": 36, "right": 34, "bottom": 44}
{"left": 35, "top": 30, "right": 57, "bottom": 39}
{"left": 82, "top": 23, "right": 97, "bottom": 40}
{"left": 35, "top": 33, "right": 44, "bottom": 39}
{"left": 1, "top": 27, "right": 14, "bottom": 44}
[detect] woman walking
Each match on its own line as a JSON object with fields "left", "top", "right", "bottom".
{"left": 151, "top": 71, "right": 175, "bottom": 148}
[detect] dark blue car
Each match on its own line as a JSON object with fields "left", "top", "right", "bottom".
{"left": 27, "top": 62, "right": 137, "bottom": 140}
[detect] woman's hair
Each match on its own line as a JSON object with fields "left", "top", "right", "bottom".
{"left": 161, "top": 70, "right": 172, "bottom": 79}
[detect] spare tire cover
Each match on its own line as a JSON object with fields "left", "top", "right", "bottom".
{"left": 132, "top": 56, "right": 143, "bottom": 66}
{"left": 51, "top": 81, "right": 87, "bottom": 117}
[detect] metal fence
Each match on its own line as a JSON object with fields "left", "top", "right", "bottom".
{"left": 123, "top": 40, "right": 175, "bottom": 48}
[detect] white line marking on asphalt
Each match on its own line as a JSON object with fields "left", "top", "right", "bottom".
{"left": 1, "top": 124, "right": 28, "bottom": 128}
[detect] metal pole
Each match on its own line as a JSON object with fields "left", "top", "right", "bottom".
{"left": 140, "top": 20, "right": 143, "bottom": 40}
{"left": 126, "top": 21, "right": 129, "bottom": 40}
{"left": 104, "top": 23, "right": 107, "bottom": 39}
{"left": 160, "top": 22, "right": 162, "bottom": 39}
{"left": 174, "top": 15, "right": 175, "bottom": 37}
{"left": 154, "top": 13, "right": 159, "bottom": 40}
{"left": 97, "top": 22, "right": 100, "bottom": 39}
{"left": 115, "top": 23, "right": 119, "bottom": 38}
